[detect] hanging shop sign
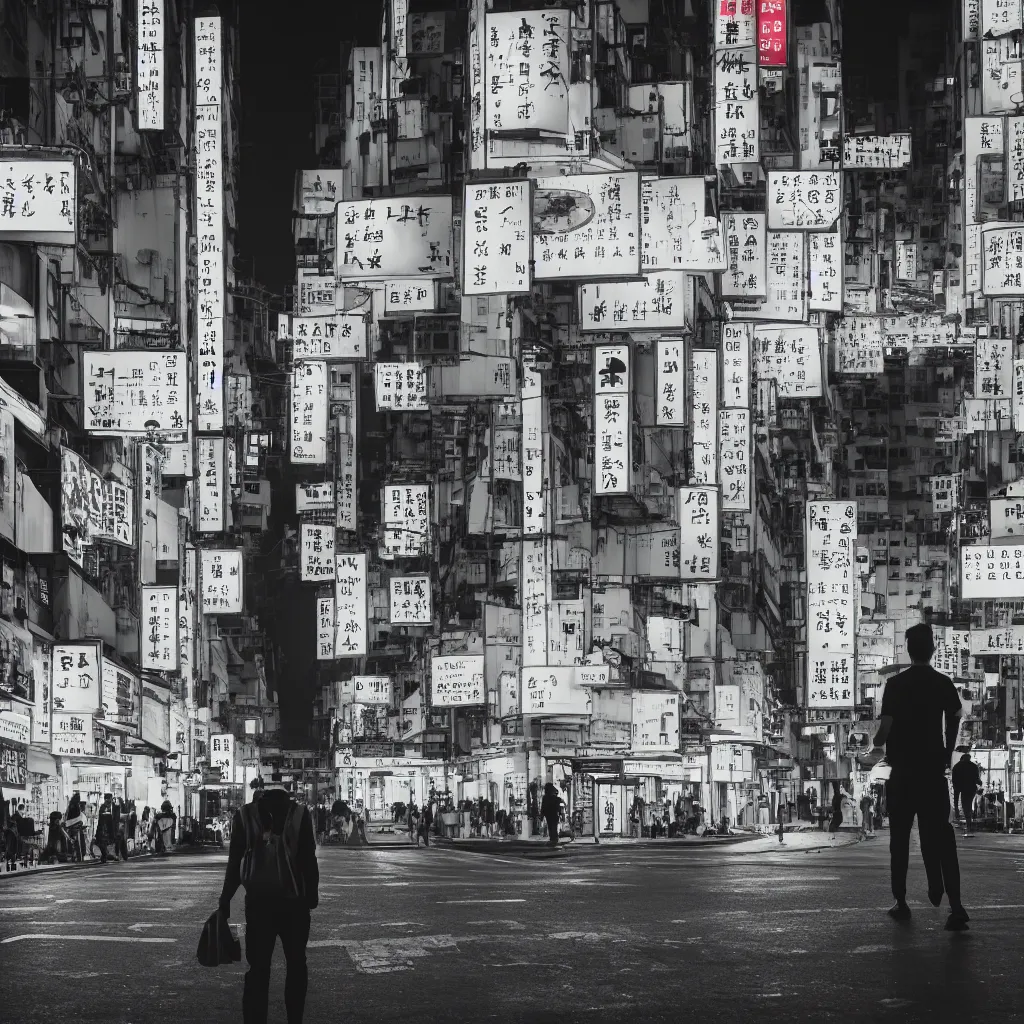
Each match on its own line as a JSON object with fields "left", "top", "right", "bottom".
{"left": 834, "top": 317, "right": 884, "bottom": 375}
{"left": 381, "top": 484, "right": 430, "bottom": 559}
{"left": 722, "top": 322, "right": 751, "bottom": 408}
{"left": 210, "top": 733, "right": 234, "bottom": 780}
{"left": 334, "top": 553, "right": 368, "bottom": 657}
{"left": 31, "top": 640, "right": 51, "bottom": 746}
{"left": 719, "top": 408, "right": 751, "bottom": 512}
{"left": 533, "top": 172, "right": 641, "bottom": 281}
{"left": 200, "top": 548, "right": 243, "bottom": 614}
{"left": 757, "top": 0, "right": 787, "bottom": 66}
{"left": 83, "top": 351, "right": 187, "bottom": 435}
{"left": 753, "top": 325, "right": 823, "bottom": 397}
{"left": 141, "top": 585, "right": 178, "bottom": 671}
{"left": 296, "top": 481, "right": 334, "bottom": 512}
{"left": 990, "top": 496, "right": 1024, "bottom": 539}
{"left": 714, "top": 48, "right": 759, "bottom": 166}
{"left": 300, "top": 523, "right": 336, "bottom": 581}
{"left": 961, "top": 543, "right": 1024, "bottom": 599}
{"left": 521, "top": 666, "right": 593, "bottom": 716}
{"left": 432, "top": 655, "right": 485, "bottom": 706}
{"left": 631, "top": 692, "right": 680, "bottom": 752}
{"left": 484, "top": 9, "right": 569, "bottom": 134}
{"left": 461, "top": 180, "right": 531, "bottom": 295}
{"left": 390, "top": 574, "right": 432, "bottom": 625}
{"left": 982, "top": 225, "right": 1024, "bottom": 296}
{"left": 373, "top": 362, "right": 428, "bottom": 411}
{"left": 678, "top": 486, "right": 721, "bottom": 581}
{"left": 976, "top": 336, "right": 1013, "bottom": 400}
{"left": 60, "top": 445, "right": 102, "bottom": 566}
{"left": 384, "top": 280, "right": 436, "bottom": 313}
{"left": 690, "top": 349, "right": 718, "bottom": 486}
{"left": 0, "top": 159, "right": 76, "bottom": 237}
{"left": 805, "top": 501, "right": 857, "bottom": 709}
{"left": 808, "top": 230, "right": 843, "bottom": 311}
{"left": 291, "top": 315, "right": 367, "bottom": 360}
{"left": 579, "top": 272, "right": 689, "bottom": 332}
{"left": 593, "top": 345, "right": 631, "bottom": 496}
{"left": 296, "top": 268, "right": 336, "bottom": 316}
{"left": 298, "top": 169, "right": 344, "bottom": 215}
{"left": 716, "top": 0, "right": 756, "bottom": 49}
{"left": 316, "top": 596, "right": 335, "bottom": 661}
{"left": 641, "top": 177, "right": 727, "bottom": 271}
{"left": 843, "top": 133, "right": 912, "bottom": 169}
{"left": 766, "top": 171, "right": 841, "bottom": 231}
{"left": 137, "top": 0, "right": 164, "bottom": 130}
{"left": 336, "top": 398, "right": 357, "bottom": 532}
{"left": 51, "top": 711, "right": 93, "bottom": 757}
{"left": 52, "top": 641, "right": 101, "bottom": 715}
{"left": 140, "top": 682, "right": 171, "bottom": 751}
{"left": 353, "top": 676, "right": 394, "bottom": 706}
{"left": 721, "top": 212, "right": 766, "bottom": 299}
{"left": 522, "top": 365, "right": 544, "bottom": 535}
{"left": 197, "top": 436, "right": 226, "bottom": 533}
{"left": 100, "top": 658, "right": 141, "bottom": 734}
{"left": 290, "top": 361, "right": 328, "bottom": 464}
{"left": 970, "top": 625, "right": 1024, "bottom": 655}
{"left": 179, "top": 547, "right": 196, "bottom": 706}
{"left": 655, "top": 340, "right": 686, "bottom": 426}
{"left": 336, "top": 195, "right": 454, "bottom": 281}
{"left": 753, "top": 230, "right": 806, "bottom": 321}
{"left": 522, "top": 536, "right": 548, "bottom": 668}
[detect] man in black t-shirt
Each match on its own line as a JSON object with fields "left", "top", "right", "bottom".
{"left": 872, "top": 623, "right": 969, "bottom": 931}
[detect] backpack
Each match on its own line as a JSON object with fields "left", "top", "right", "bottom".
{"left": 239, "top": 801, "right": 305, "bottom": 900}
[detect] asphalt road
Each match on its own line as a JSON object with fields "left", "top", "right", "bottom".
{"left": 1, "top": 831, "right": 1022, "bottom": 1023}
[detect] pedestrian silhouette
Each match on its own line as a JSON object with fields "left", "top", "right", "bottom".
{"left": 872, "top": 624, "right": 970, "bottom": 931}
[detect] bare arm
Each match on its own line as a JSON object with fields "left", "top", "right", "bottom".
{"left": 944, "top": 709, "right": 962, "bottom": 764}
{"left": 873, "top": 716, "right": 893, "bottom": 748}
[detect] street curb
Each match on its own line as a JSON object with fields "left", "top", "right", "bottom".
{"left": 438, "top": 833, "right": 763, "bottom": 858}
{"left": 0, "top": 844, "right": 222, "bottom": 882}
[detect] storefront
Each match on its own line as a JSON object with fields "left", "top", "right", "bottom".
{"left": 710, "top": 741, "right": 758, "bottom": 828}
{"left": 334, "top": 753, "right": 449, "bottom": 819}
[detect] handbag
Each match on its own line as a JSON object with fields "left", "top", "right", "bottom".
{"left": 196, "top": 908, "right": 242, "bottom": 968}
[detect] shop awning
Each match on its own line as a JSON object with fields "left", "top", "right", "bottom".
{"left": 68, "top": 755, "right": 128, "bottom": 768}
{"left": 27, "top": 747, "right": 57, "bottom": 777}
{"left": 570, "top": 757, "right": 624, "bottom": 776}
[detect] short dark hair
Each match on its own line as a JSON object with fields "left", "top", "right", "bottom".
{"left": 906, "top": 623, "right": 935, "bottom": 662}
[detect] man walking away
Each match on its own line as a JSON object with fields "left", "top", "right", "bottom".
{"left": 872, "top": 623, "right": 970, "bottom": 931}
{"left": 859, "top": 791, "right": 874, "bottom": 837}
{"left": 952, "top": 749, "right": 982, "bottom": 837}
{"left": 417, "top": 802, "right": 432, "bottom": 847}
{"left": 220, "top": 770, "right": 319, "bottom": 1024}
{"left": 95, "top": 794, "right": 118, "bottom": 864}
{"left": 541, "top": 783, "right": 563, "bottom": 846}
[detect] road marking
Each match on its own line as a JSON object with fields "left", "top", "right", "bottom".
{"left": 1, "top": 934, "right": 176, "bottom": 945}
{"left": 439, "top": 899, "right": 526, "bottom": 905}
{"left": 467, "top": 920, "right": 525, "bottom": 931}
{"left": 0, "top": 907, "right": 52, "bottom": 912}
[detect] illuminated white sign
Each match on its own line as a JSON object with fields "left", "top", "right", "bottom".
{"left": 384, "top": 280, "right": 436, "bottom": 313}
{"left": 931, "top": 474, "right": 960, "bottom": 513}
{"left": 983, "top": 0, "right": 1023, "bottom": 37}
{"left": 300, "top": 523, "right": 336, "bottom": 581}
{"left": 715, "top": 0, "right": 756, "bottom": 47}
{"left": 462, "top": 180, "right": 531, "bottom": 295}
{"left": 432, "top": 655, "right": 485, "bottom": 706}
{"left": 533, "top": 172, "right": 641, "bottom": 281}
{"left": 334, "top": 553, "right": 368, "bottom": 657}
{"left": 296, "top": 481, "right": 334, "bottom": 512}
{"left": 641, "top": 176, "right": 726, "bottom": 271}
{"left": 299, "top": 169, "right": 344, "bottom": 215}
{"left": 291, "top": 315, "right": 367, "bottom": 360}
{"left": 290, "top": 361, "right": 328, "bottom": 464}
{"left": 970, "top": 625, "right": 1024, "bottom": 655}
{"left": 895, "top": 240, "right": 918, "bottom": 282}
{"left": 179, "top": 547, "right": 196, "bottom": 704}
{"left": 468, "top": 0, "right": 485, "bottom": 170}
{"left": 594, "top": 345, "right": 631, "bottom": 496}
{"left": 197, "top": 436, "right": 225, "bottom": 533}
{"left": 756, "top": 231, "right": 806, "bottom": 321}
{"left": 51, "top": 711, "right": 93, "bottom": 757}
{"left": 83, "top": 351, "right": 187, "bottom": 435}
{"left": 843, "top": 133, "right": 912, "bottom": 169}
{"left": 296, "top": 268, "right": 336, "bottom": 315}
{"left": 484, "top": 10, "right": 569, "bottom": 134}
{"left": 522, "top": 537, "right": 548, "bottom": 667}
{"left": 522, "top": 364, "right": 544, "bottom": 536}
{"left": 982, "top": 225, "right": 1024, "bottom": 296}
{"left": 1009, "top": 115, "right": 1024, "bottom": 203}
{"left": 579, "top": 272, "right": 689, "bottom": 332}
{"left": 690, "top": 349, "right": 718, "bottom": 486}
{"left": 679, "top": 486, "right": 720, "bottom": 581}
{"left": 521, "top": 666, "right": 593, "bottom": 716}
{"left": 976, "top": 335, "right": 1013, "bottom": 399}
{"left": 201, "top": 548, "right": 243, "bottom": 614}
{"left": 767, "top": 171, "right": 841, "bottom": 230}
{"left": 631, "top": 692, "right": 679, "bottom": 752}
{"left": 381, "top": 484, "right": 430, "bottom": 558}
{"left": 336, "top": 195, "right": 454, "bottom": 280}
{"left": 52, "top": 642, "right": 101, "bottom": 715}
{"left": 336, "top": 397, "right": 357, "bottom": 532}
{"left": 0, "top": 160, "right": 76, "bottom": 237}
{"left": 210, "top": 733, "right": 233, "bottom": 779}
{"left": 721, "top": 212, "right": 766, "bottom": 298}
{"left": 141, "top": 585, "right": 178, "bottom": 671}
{"left": 656, "top": 340, "right": 686, "bottom": 426}
{"left": 753, "top": 325, "right": 822, "bottom": 397}
{"left": 808, "top": 230, "right": 843, "bottom": 311}
{"left": 961, "top": 543, "right": 1024, "bottom": 599}
{"left": 137, "top": 0, "right": 164, "bottom": 130}
{"left": 719, "top": 408, "right": 751, "bottom": 512}
{"left": 194, "top": 17, "right": 224, "bottom": 432}
{"left": 991, "top": 496, "right": 1024, "bottom": 538}
{"left": 806, "top": 501, "right": 857, "bottom": 709}
{"left": 714, "top": 48, "right": 759, "bottom": 166}
{"left": 722, "top": 322, "right": 751, "bottom": 408}
{"left": 390, "top": 574, "right": 432, "bottom": 624}
{"left": 352, "top": 676, "right": 393, "bottom": 706}
{"left": 374, "top": 362, "right": 428, "bottom": 411}
{"left": 834, "top": 317, "right": 884, "bottom": 375}
{"left": 316, "top": 597, "right": 335, "bottom": 661}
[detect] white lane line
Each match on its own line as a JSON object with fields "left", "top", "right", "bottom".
{"left": 439, "top": 898, "right": 526, "bottom": 905}
{"left": 1, "top": 934, "right": 177, "bottom": 945}
{"left": 0, "top": 907, "right": 52, "bottom": 913}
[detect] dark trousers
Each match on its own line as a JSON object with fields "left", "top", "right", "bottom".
{"left": 545, "top": 813, "right": 559, "bottom": 844}
{"left": 886, "top": 770, "right": 961, "bottom": 907}
{"left": 243, "top": 898, "right": 311, "bottom": 1024}
{"left": 953, "top": 787, "right": 974, "bottom": 831}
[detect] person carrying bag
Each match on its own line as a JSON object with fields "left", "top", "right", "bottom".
{"left": 218, "top": 771, "right": 319, "bottom": 1024}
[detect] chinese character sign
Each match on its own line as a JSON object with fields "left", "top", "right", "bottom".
{"left": 290, "top": 361, "right": 328, "bottom": 464}
{"left": 533, "top": 172, "right": 641, "bottom": 280}
{"left": 210, "top": 733, "right": 233, "bottom": 778}
{"left": 719, "top": 408, "right": 751, "bottom": 512}
{"left": 197, "top": 437, "right": 225, "bottom": 533}
{"left": 353, "top": 676, "right": 393, "bottom": 707}
{"left": 296, "top": 269, "right": 336, "bottom": 315}
{"left": 300, "top": 523, "right": 336, "bottom": 581}
{"left": 141, "top": 586, "right": 178, "bottom": 671}
{"left": 101, "top": 658, "right": 142, "bottom": 732}
{"left": 808, "top": 231, "right": 842, "bottom": 310}
{"left": 656, "top": 340, "right": 686, "bottom": 426}
{"left": 767, "top": 171, "right": 840, "bottom": 231}
{"left": 632, "top": 692, "right": 680, "bottom": 751}
{"left": 468, "top": 0, "right": 486, "bottom": 168}
{"left": 716, "top": 0, "right": 756, "bottom": 49}
{"left": 834, "top": 317, "right": 884, "bottom": 375}
{"left": 316, "top": 597, "right": 335, "bottom": 661}
{"left": 806, "top": 501, "right": 856, "bottom": 709}
{"left": 970, "top": 625, "right": 1024, "bottom": 655}
{"left": 462, "top": 180, "right": 531, "bottom": 295}
{"left": 690, "top": 349, "right": 719, "bottom": 485}
{"left": 292, "top": 315, "right": 367, "bottom": 360}
{"left": 374, "top": 362, "right": 428, "bottom": 411}
{"left": 484, "top": 10, "right": 569, "bottom": 134}
{"left": 642, "top": 176, "right": 727, "bottom": 271}
{"left": 722, "top": 323, "right": 751, "bottom": 407}
{"left": 522, "top": 537, "right": 549, "bottom": 667}
{"left": 715, "top": 48, "right": 759, "bottom": 166}
{"left": 930, "top": 474, "right": 960, "bottom": 514}
{"left": 390, "top": 574, "right": 432, "bottom": 624}
{"left": 336, "top": 196, "right": 454, "bottom": 281}
{"left": 594, "top": 345, "right": 631, "bottom": 496}
{"left": 52, "top": 642, "right": 101, "bottom": 714}
{"left": 432, "top": 655, "right": 485, "bottom": 706}
{"left": 336, "top": 399, "right": 358, "bottom": 531}
{"left": 296, "top": 482, "right": 334, "bottom": 512}
{"left": 200, "top": 548, "right": 243, "bottom": 614}
{"left": 842, "top": 134, "right": 913, "bottom": 168}
{"left": 759, "top": 231, "right": 806, "bottom": 321}
{"left": 51, "top": 711, "right": 93, "bottom": 757}
{"left": 521, "top": 666, "right": 593, "bottom": 715}
{"left": 522, "top": 364, "right": 544, "bottom": 535}
{"left": 721, "top": 212, "right": 766, "bottom": 298}
{"left": 753, "top": 325, "right": 823, "bottom": 397}
{"left": 580, "top": 272, "right": 689, "bottom": 332}
{"left": 1009, "top": 116, "right": 1024, "bottom": 202}
{"left": 384, "top": 279, "right": 436, "bottom": 313}
{"left": 976, "top": 336, "right": 1013, "bottom": 399}
{"left": 138, "top": 1, "right": 164, "bottom": 130}
{"left": 983, "top": 0, "right": 1023, "bottom": 37}
{"left": 334, "top": 553, "right": 368, "bottom": 657}
{"left": 990, "top": 496, "right": 1024, "bottom": 538}
{"left": 961, "top": 543, "right": 1024, "bottom": 598}
{"left": 381, "top": 484, "right": 430, "bottom": 558}
{"left": 299, "top": 169, "right": 344, "bottom": 215}
{"left": 678, "top": 486, "right": 720, "bottom": 581}
{"left": 757, "top": 0, "right": 787, "bottom": 67}
{"left": 0, "top": 160, "right": 75, "bottom": 236}
{"left": 83, "top": 352, "right": 187, "bottom": 435}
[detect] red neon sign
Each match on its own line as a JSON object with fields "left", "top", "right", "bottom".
{"left": 758, "top": 0, "right": 788, "bottom": 67}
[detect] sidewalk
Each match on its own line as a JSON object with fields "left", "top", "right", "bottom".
{"left": 0, "top": 841, "right": 220, "bottom": 880}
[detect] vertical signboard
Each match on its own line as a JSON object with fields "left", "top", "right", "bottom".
{"left": 808, "top": 231, "right": 843, "bottom": 311}
{"left": 757, "top": 0, "right": 787, "bottom": 67}
{"left": 200, "top": 548, "right": 243, "bottom": 614}
{"left": 522, "top": 364, "right": 545, "bottom": 535}
{"left": 336, "top": 393, "right": 357, "bottom": 531}
{"left": 194, "top": 17, "right": 224, "bottom": 432}
{"left": 467, "top": 0, "right": 486, "bottom": 170}
{"left": 316, "top": 596, "right": 335, "bottom": 660}
{"left": 594, "top": 345, "right": 631, "bottom": 496}
{"left": 137, "top": 0, "right": 165, "bottom": 130}
{"left": 461, "top": 180, "right": 531, "bottom": 295}
{"left": 334, "top": 553, "right": 368, "bottom": 657}
{"left": 52, "top": 641, "right": 102, "bottom": 714}
{"left": 197, "top": 436, "right": 225, "bottom": 532}
{"left": 290, "top": 361, "right": 328, "bottom": 464}
{"left": 722, "top": 323, "right": 751, "bottom": 408}
{"left": 716, "top": 0, "right": 756, "bottom": 49}
{"left": 805, "top": 501, "right": 857, "bottom": 708}
{"left": 721, "top": 212, "right": 766, "bottom": 298}
{"left": 300, "top": 523, "right": 336, "bottom": 581}
{"left": 655, "top": 340, "right": 686, "bottom": 426}
{"left": 179, "top": 546, "right": 196, "bottom": 706}
{"left": 719, "top": 408, "right": 751, "bottom": 511}
{"left": 678, "top": 487, "right": 721, "bottom": 581}
{"left": 715, "top": 48, "right": 759, "bottom": 166}
{"left": 31, "top": 640, "right": 52, "bottom": 747}
{"left": 690, "top": 349, "right": 719, "bottom": 486}
{"left": 381, "top": 484, "right": 430, "bottom": 558}
{"left": 389, "top": 575, "right": 432, "bottom": 624}
{"left": 141, "top": 585, "right": 178, "bottom": 671}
